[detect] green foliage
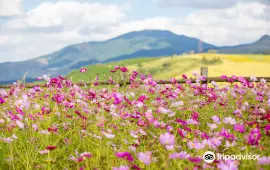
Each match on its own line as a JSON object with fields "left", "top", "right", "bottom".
{"left": 208, "top": 49, "right": 218, "bottom": 53}
{"left": 162, "top": 62, "right": 171, "bottom": 68}
{"left": 201, "top": 56, "right": 222, "bottom": 65}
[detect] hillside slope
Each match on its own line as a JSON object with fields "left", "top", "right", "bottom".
{"left": 67, "top": 54, "right": 270, "bottom": 83}
{"left": 216, "top": 35, "right": 270, "bottom": 54}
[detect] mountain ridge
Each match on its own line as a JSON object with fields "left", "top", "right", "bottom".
{"left": 215, "top": 34, "right": 270, "bottom": 54}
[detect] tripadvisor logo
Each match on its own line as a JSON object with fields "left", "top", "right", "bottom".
{"left": 203, "top": 151, "right": 260, "bottom": 163}
{"left": 203, "top": 151, "right": 215, "bottom": 163}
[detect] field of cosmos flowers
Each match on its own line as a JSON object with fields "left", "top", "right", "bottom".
{"left": 0, "top": 66, "right": 270, "bottom": 170}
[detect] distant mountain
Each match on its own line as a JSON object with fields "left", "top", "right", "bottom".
{"left": 215, "top": 35, "right": 270, "bottom": 54}
{"left": 0, "top": 30, "right": 216, "bottom": 84}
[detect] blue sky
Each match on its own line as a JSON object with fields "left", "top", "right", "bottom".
{"left": 0, "top": 0, "right": 269, "bottom": 62}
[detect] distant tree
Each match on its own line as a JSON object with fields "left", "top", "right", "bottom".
{"left": 137, "top": 63, "right": 143, "bottom": 68}
{"left": 201, "top": 56, "right": 208, "bottom": 63}
{"left": 208, "top": 49, "right": 218, "bottom": 54}
{"left": 189, "top": 50, "right": 195, "bottom": 54}
{"left": 162, "top": 62, "right": 171, "bottom": 68}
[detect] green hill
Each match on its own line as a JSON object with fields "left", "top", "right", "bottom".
{"left": 67, "top": 53, "right": 270, "bottom": 83}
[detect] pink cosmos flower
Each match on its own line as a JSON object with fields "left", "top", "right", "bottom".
{"left": 192, "top": 71, "right": 199, "bottom": 76}
{"left": 157, "top": 107, "right": 169, "bottom": 114}
{"left": 233, "top": 109, "right": 242, "bottom": 116}
{"left": 113, "top": 166, "right": 129, "bottom": 170}
{"left": 186, "top": 119, "right": 199, "bottom": 125}
{"left": 80, "top": 68, "right": 87, "bottom": 72}
{"left": 39, "top": 150, "right": 49, "bottom": 154}
{"left": 234, "top": 124, "right": 245, "bottom": 133}
{"left": 219, "top": 128, "right": 236, "bottom": 140}
{"left": 209, "top": 123, "right": 217, "bottom": 130}
{"left": 137, "top": 152, "right": 151, "bottom": 165}
{"left": 12, "top": 134, "right": 18, "bottom": 139}
{"left": 169, "top": 151, "right": 190, "bottom": 159}
{"left": 187, "top": 140, "right": 205, "bottom": 150}
{"left": 2, "top": 137, "right": 14, "bottom": 143}
{"left": 102, "top": 131, "right": 115, "bottom": 139}
{"left": 225, "top": 141, "right": 236, "bottom": 148}
{"left": 217, "top": 160, "right": 239, "bottom": 170}
{"left": 80, "top": 152, "right": 92, "bottom": 158}
{"left": 220, "top": 75, "right": 227, "bottom": 80}
{"left": 137, "top": 119, "right": 146, "bottom": 126}
{"left": 36, "top": 76, "right": 43, "bottom": 80}
{"left": 145, "top": 109, "right": 154, "bottom": 123}
{"left": 128, "top": 146, "right": 136, "bottom": 152}
{"left": 238, "top": 76, "right": 247, "bottom": 84}
{"left": 16, "top": 120, "right": 24, "bottom": 129}
{"left": 199, "top": 76, "right": 206, "bottom": 81}
{"left": 223, "top": 117, "right": 236, "bottom": 125}
{"left": 32, "top": 124, "right": 38, "bottom": 131}
{"left": 205, "top": 137, "right": 222, "bottom": 149}
{"left": 108, "top": 77, "right": 115, "bottom": 84}
{"left": 166, "top": 125, "right": 173, "bottom": 132}
{"left": 256, "top": 96, "right": 263, "bottom": 102}
{"left": 159, "top": 132, "right": 175, "bottom": 150}
{"left": 258, "top": 156, "right": 270, "bottom": 165}
{"left": 212, "top": 116, "right": 220, "bottom": 123}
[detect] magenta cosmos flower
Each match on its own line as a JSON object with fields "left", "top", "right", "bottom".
{"left": 112, "top": 93, "right": 123, "bottom": 105}
{"left": 120, "top": 66, "right": 128, "bottom": 72}
{"left": 265, "top": 124, "right": 270, "bottom": 136}
{"left": 188, "top": 157, "right": 202, "bottom": 163}
{"left": 115, "top": 151, "right": 134, "bottom": 162}
{"left": 234, "top": 124, "right": 245, "bottom": 133}
{"left": 247, "top": 128, "right": 261, "bottom": 146}
{"left": 80, "top": 68, "right": 87, "bottom": 72}
{"left": 0, "top": 97, "right": 5, "bottom": 104}
{"left": 46, "top": 145, "right": 57, "bottom": 151}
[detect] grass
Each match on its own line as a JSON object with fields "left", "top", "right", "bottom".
{"left": 0, "top": 73, "right": 269, "bottom": 169}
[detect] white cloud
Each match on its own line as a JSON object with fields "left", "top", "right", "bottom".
{"left": 0, "top": 1, "right": 127, "bottom": 62}
{"left": 0, "top": 1, "right": 270, "bottom": 63}
{"left": 7, "top": 1, "right": 125, "bottom": 29}
{"left": 108, "top": 2, "right": 270, "bottom": 46}
{"left": 109, "top": 17, "right": 176, "bottom": 37}
{"left": 180, "top": 2, "right": 270, "bottom": 45}
{"left": 0, "top": 36, "right": 9, "bottom": 44}
{"left": 0, "top": 0, "right": 23, "bottom": 16}
{"left": 157, "top": 0, "right": 270, "bottom": 9}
